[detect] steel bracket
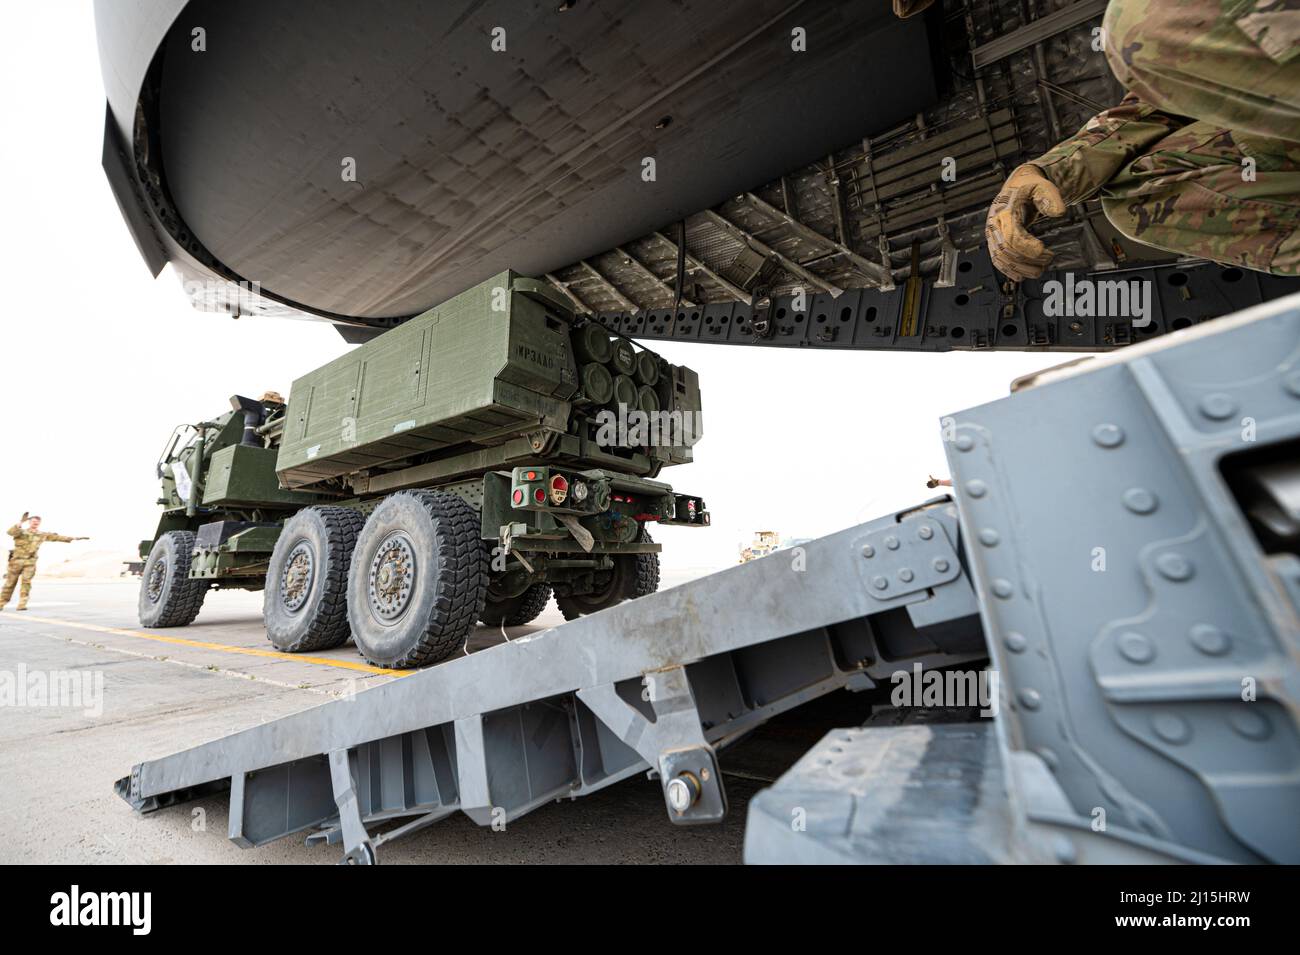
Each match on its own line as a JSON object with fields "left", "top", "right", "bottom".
{"left": 856, "top": 517, "right": 962, "bottom": 601}
{"left": 328, "top": 749, "right": 377, "bottom": 865}
{"left": 577, "top": 666, "right": 726, "bottom": 824}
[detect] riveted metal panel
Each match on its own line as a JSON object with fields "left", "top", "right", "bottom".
{"left": 945, "top": 295, "right": 1300, "bottom": 864}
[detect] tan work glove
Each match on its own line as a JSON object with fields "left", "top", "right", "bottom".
{"left": 985, "top": 165, "right": 1067, "bottom": 281}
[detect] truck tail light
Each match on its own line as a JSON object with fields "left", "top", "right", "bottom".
{"left": 549, "top": 474, "right": 569, "bottom": 504}
{"left": 512, "top": 489, "right": 524, "bottom": 506}
{"left": 534, "top": 487, "right": 546, "bottom": 504}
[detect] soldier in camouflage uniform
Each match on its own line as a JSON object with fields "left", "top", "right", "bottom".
{"left": 987, "top": 0, "right": 1300, "bottom": 280}
{"left": 2, "top": 514, "right": 87, "bottom": 611}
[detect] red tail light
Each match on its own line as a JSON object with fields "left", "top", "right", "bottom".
{"left": 549, "top": 474, "right": 569, "bottom": 504}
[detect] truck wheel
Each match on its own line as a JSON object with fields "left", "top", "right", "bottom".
{"left": 624, "top": 528, "right": 661, "bottom": 599}
{"left": 480, "top": 583, "right": 552, "bottom": 627}
{"left": 138, "top": 531, "right": 207, "bottom": 627}
{"left": 556, "top": 528, "right": 660, "bottom": 621}
{"left": 347, "top": 490, "right": 488, "bottom": 668}
{"left": 556, "top": 563, "right": 629, "bottom": 621}
{"left": 264, "top": 506, "right": 363, "bottom": 652}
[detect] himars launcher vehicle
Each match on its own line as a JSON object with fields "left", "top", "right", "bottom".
{"left": 138, "top": 273, "right": 709, "bottom": 668}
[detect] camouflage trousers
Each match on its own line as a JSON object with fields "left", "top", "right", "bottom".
{"left": 1, "top": 559, "right": 37, "bottom": 609}
{"left": 1100, "top": 0, "right": 1300, "bottom": 272}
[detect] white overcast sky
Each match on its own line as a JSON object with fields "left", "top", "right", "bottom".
{"left": 0, "top": 2, "right": 1059, "bottom": 572}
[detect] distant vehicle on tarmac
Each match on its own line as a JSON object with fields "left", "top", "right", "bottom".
{"left": 739, "top": 531, "right": 782, "bottom": 563}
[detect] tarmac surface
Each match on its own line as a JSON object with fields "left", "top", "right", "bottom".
{"left": 0, "top": 575, "right": 872, "bottom": 864}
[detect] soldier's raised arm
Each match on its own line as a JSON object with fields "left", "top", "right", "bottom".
{"left": 7, "top": 523, "right": 21, "bottom": 538}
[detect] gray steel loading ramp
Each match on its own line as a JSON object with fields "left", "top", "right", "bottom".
{"left": 117, "top": 295, "right": 1300, "bottom": 864}
{"left": 117, "top": 500, "right": 987, "bottom": 862}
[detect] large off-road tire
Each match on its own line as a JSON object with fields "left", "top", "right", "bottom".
{"left": 264, "top": 506, "right": 363, "bottom": 652}
{"left": 480, "top": 583, "right": 552, "bottom": 627}
{"left": 556, "top": 528, "right": 660, "bottom": 621}
{"left": 624, "top": 528, "right": 661, "bottom": 599}
{"left": 138, "top": 531, "right": 207, "bottom": 627}
{"left": 347, "top": 490, "right": 489, "bottom": 669}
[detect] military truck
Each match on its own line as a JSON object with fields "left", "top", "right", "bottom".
{"left": 138, "top": 273, "right": 709, "bottom": 668}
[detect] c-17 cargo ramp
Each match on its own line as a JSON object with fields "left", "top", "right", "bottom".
{"left": 117, "top": 295, "right": 1300, "bottom": 864}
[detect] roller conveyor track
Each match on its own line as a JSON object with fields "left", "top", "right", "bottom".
{"left": 600, "top": 251, "right": 1300, "bottom": 354}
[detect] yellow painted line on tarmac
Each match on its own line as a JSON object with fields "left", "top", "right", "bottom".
{"left": 5, "top": 613, "right": 408, "bottom": 676}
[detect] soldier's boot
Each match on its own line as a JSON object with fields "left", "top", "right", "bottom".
{"left": 1099, "top": 122, "right": 1300, "bottom": 275}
